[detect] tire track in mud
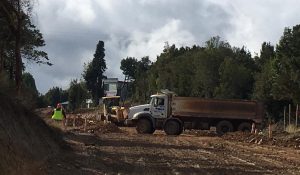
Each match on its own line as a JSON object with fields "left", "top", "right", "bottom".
{"left": 91, "top": 133, "right": 177, "bottom": 174}
{"left": 152, "top": 135, "right": 253, "bottom": 174}
{"left": 120, "top": 132, "right": 298, "bottom": 174}
{"left": 63, "top": 128, "right": 300, "bottom": 175}
{"left": 150, "top": 134, "right": 206, "bottom": 174}
{"left": 174, "top": 135, "right": 279, "bottom": 174}
{"left": 223, "top": 142, "right": 300, "bottom": 174}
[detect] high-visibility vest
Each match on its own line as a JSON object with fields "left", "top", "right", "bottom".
{"left": 52, "top": 109, "right": 64, "bottom": 120}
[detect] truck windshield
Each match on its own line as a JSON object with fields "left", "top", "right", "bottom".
{"left": 149, "top": 97, "right": 154, "bottom": 105}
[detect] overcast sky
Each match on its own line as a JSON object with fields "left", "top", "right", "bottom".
{"left": 26, "top": 0, "right": 300, "bottom": 94}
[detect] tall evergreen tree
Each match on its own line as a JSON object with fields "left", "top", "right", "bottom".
{"left": 0, "top": 0, "right": 50, "bottom": 93}
{"left": 83, "top": 41, "right": 107, "bottom": 105}
{"left": 253, "top": 42, "right": 276, "bottom": 100}
{"left": 215, "top": 57, "right": 253, "bottom": 99}
{"left": 191, "top": 38, "right": 232, "bottom": 98}
{"left": 68, "top": 79, "right": 88, "bottom": 111}
{"left": 120, "top": 57, "right": 138, "bottom": 80}
{"left": 44, "top": 87, "right": 64, "bottom": 107}
{"left": 120, "top": 56, "right": 152, "bottom": 102}
{"left": 273, "top": 25, "right": 300, "bottom": 103}
{"left": 0, "top": 0, "right": 31, "bottom": 92}
{"left": 22, "top": 72, "right": 38, "bottom": 94}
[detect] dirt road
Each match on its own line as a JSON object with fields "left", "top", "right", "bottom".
{"left": 46, "top": 127, "right": 300, "bottom": 175}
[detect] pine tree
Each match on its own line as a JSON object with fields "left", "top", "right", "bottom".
{"left": 83, "top": 41, "right": 107, "bottom": 105}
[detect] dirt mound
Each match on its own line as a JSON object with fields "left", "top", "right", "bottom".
{"left": 222, "top": 131, "right": 300, "bottom": 149}
{"left": 271, "top": 132, "right": 300, "bottom": 148}
{"left": 35, "top": 108, "right": 104, "bottom": 129}
{"left": 222, "top": 131, "right": 253, "bottom": 141}
{"left": 73, "top": 122, "right": 123, "bottom": 135}
{"left": 184, "top": 130, "right": 218, "bottom": 137}
{"left": 36, "top": 108, "right": 122, "bottom": 135}
{"left": 95, "top": 123, "right": 123, "bottom": 134}
{"left": 35, "top": 108, "right": 123, "bottom": 134}
{"left": 0, "top": 94, "right": 62, "bottom": 175}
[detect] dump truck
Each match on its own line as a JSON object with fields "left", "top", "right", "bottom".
{"left": 125, "top": 91, "right": 264, "bottom": 135}
{"left": 102, "top": 96, "right": 128, "bottom": 124}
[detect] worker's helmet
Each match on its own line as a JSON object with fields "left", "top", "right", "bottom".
{"left": 56, "top": 103, "right": 62, "bottom": 108}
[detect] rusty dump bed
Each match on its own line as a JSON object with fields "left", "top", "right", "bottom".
{"left": 171, "top": 97, "right": 264, "bottom": 123}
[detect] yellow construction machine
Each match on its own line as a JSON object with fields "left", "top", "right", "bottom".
{"left": 102, "top": 96, "right": 128, "bottom": 125}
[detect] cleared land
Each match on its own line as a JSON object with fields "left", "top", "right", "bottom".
{"left": 44, "top": 127, "right": 300, "bottom": 175}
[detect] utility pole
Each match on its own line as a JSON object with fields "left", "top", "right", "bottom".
{"left": 296, "top": 104, "right": 298, "bottom": 127}
{"left": 283, "top": 106, "right": 286, "bottom": 130}
{"left": 289, "top": 104, "right": 291, "bottom": 125}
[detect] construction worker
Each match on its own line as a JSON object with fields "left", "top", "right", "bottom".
{"left": 51, "top": 103, "right": 66, "bottom": 130}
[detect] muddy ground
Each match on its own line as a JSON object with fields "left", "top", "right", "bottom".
{"left": 34, "top": 108, "right": 300, "bottom": 174}
{"left": 42, "top": 127, "right": 300, "bottom": 175}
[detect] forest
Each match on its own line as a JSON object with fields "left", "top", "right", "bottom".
{"left": 120, "top": 27, "right": 300, "bottom": 121}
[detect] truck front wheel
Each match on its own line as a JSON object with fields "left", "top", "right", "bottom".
{"left": 136, "top": 118, "right": 154, "bottom": 134}
{"left": 237, "top": 122, "right": 252, "bottom": 132}
{"left": 164, "top": 119, "right": 182, "bottom": 135}
{"left": 216, "top": 120, "right": 233, "bottom": 135}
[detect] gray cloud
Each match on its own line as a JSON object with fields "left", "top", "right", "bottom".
{"left": 26, "top": 0, "right": 300, "bottom": 94}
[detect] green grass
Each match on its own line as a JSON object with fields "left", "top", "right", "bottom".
{"left": 285, "top": 124, "right": 300, "bottom": 134}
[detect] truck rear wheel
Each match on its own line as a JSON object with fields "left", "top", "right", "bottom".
{"left": 136, "top": 118, "right": 154, "bottom": 134}
{"left": 216, "top": 120, "right": 233, "bottom": 135}
{"left": 164, "top": 119, "right": 182, "bottom": 135}
{"left": 237, "top": 122, "right": 252, "bottom": 132}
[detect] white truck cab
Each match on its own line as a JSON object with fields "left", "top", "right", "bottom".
{"left": 149, "top": 94, "right": 169, "bottom": 119}
{"left": 127, "top": 94, "right": 168, "bottom": 121}
{"left": 125, "top": 94, "right": 175, "bottom": 134}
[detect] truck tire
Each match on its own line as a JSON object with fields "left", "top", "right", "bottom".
{"left": 216, "top": 120, "right": 233, "bottom": 136}
{"left": 136, "top": 118, "right": 154, "bottom": 134}
{"left": 164, "top": 119, "right": 182, "bottom": 135}
{"left": 237, "top": 122, "right": 252, "bottom": 132}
